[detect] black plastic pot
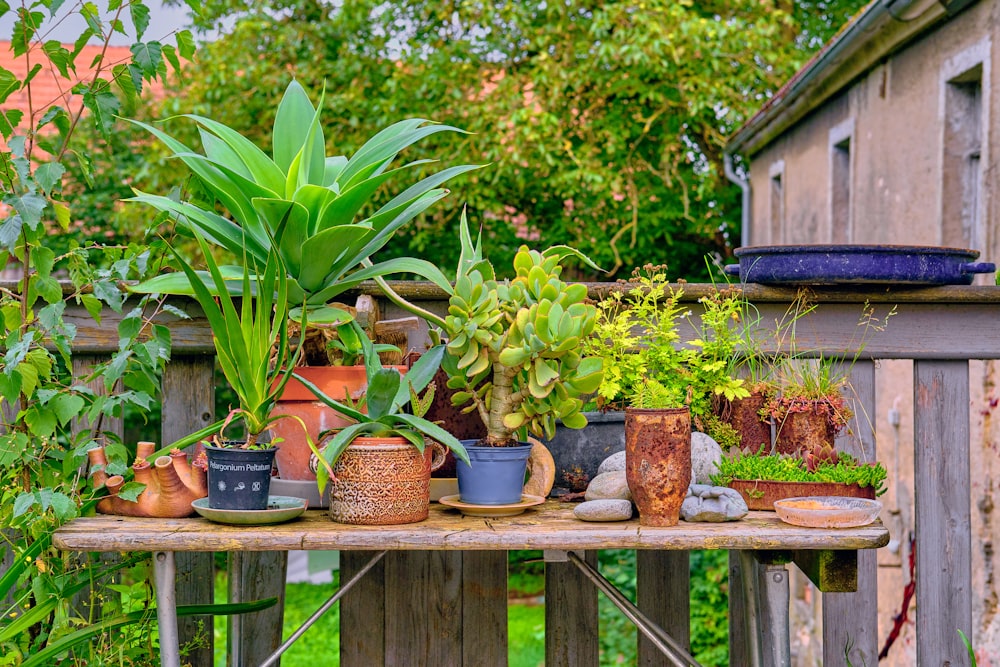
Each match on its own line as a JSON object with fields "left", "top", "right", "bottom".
{"left": 204, "top": 444, "right": 276, "bottom": 510}
{"left": 541, "top": 411, "right": 625, "bottom": 493}
{"left": 724, "top": 244, "right": 994, "bottom": 285}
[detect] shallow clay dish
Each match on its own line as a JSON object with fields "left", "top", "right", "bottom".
{"left": 438, "top": 494, "right": 545, "bottom": 518}
{"left": 192, "top": 496, "right": 307, "bottom": 525}
{"left": 774, "top": 496, "right": 882, "bottom": 528}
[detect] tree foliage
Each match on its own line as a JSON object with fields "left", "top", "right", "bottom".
{"left": 151, "top": 0, "right": 868, "bottom": 280}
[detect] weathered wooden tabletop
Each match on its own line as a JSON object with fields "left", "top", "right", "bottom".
{"left": 54, "top": 501, "right": 889, "bottom": 553}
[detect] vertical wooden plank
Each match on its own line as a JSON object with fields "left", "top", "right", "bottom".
{"left": 636, "top": 550, "right": 689, "bottom": 666}
{"left": 71, "top": 355, "right": 124, "bottom": 440}
{"left": 825, "top": 360, "right": 878, "bottom": 664}
{"left": 227, "top": 551, "right": 287, "bottom": 667}
{"left": 162, "top": 356, "right": 215, "bottom": 665}
{"left": 914, "top": 360, "right": 972, "bottom": 665}
{"left": 546, "top": 550, "right": 598, "bottom": 667}
{"left": 384, "top": 551, "right": 463, "bottom": 664}
{"left": 462, "top": 551, "right": 507, "bottom": 667}
{"left": 728, "top": 552, "right": 750, "bottom": 666}
{"left": 340, "top": 550, "right": 385, "bottom": 667}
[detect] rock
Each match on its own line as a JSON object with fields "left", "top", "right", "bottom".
{"left": 597, "top": 450, "right": 626, "bottom": 475}
{"left": 680, "top": 484, "right": 748, "bottom": 522}
{"left": 574, "top": 499, "right": 633, "bottom": 522}
{"left": 584, "top": 470, "right": 631, "bottom": 501}
{"left": 691, "top": 432, "right": 723, "bottom": 484}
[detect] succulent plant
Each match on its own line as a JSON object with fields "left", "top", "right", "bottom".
{"left": 441, "top": 217, "right": 604, "bottom": 447}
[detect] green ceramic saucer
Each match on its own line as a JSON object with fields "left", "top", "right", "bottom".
{"left": 191, "top": 496, "right": 308, "bottom": 525}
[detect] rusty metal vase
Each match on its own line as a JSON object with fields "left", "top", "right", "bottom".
{"left": 625, "top": 407, "right": 692, "bottom": 527}
{"left": 723, "top": 391, "right": 773, "bottom": 454}
{"left": 327, "top": 436, "right": 443, "bottom": 525}
{"left": 774, "top": 409, "right": 836, "bottom": 456}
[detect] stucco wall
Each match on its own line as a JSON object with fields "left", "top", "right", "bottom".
{"left": 742, "top": 2, "right": 1000, "bottom": 664}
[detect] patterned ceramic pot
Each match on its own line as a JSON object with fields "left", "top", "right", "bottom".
{"left": 327, "top": 436, "right": 444, "bottom": 525}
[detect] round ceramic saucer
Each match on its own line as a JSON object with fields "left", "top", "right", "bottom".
{"left": 191, "top": 496, "right": 308, "bottom": 525}
{"left": 438, "top": 494, "right": 545, "bottom": 518}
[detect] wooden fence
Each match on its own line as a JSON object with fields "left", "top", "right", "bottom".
{"left": 45, "top": 282, "right": 1000, "bottom": 665}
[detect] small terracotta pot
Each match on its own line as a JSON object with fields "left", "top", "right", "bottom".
{"left": 625, "top": 407, "right": 692, "bottom": 527}
{"left": 774, "top": 409, "right": 836, "bottom": 456}
{"left": 270, "top": 366, "right": 405, "bottom": 481}
{"left": 327, "top": 436, "right": 445, "bottom": 525}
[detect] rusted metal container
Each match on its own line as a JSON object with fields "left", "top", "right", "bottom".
{"left": 625, "top": 407, "right": 692, "bottom": 527}
{"left": 729, "top": 479, "right": 877, "bottom": 511}
{"left": 719, "top": 391, "right": 773, "bottom": 454}
{"left": 774, "top": 410, "right": 836, "bottom": 455}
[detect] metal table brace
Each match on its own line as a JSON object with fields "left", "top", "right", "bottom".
{"left": 544, "top": 550, "right": 791, "bottom": 667}
{"left": 151, "top": 550, "right": 388, "bottom": 667}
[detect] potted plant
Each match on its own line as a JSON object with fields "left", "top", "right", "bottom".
{"left": 130, "top": 79, "right": 480, "bottom": 487}
{"left": 764, "top": 356, "right": 854, "bottom": 456}
{"left": 582, "top": 266, "right": 750, "bottom": 525}
{"left": 169, "top": 231, "right": 304, "bottom": 511}
{"left": 439, "top": 217, "right": 604, "bottom": 505}
{"left": 295, "top": 326, "right": 470, "bottom": 524}
{"left": 710, "top": 448, "right": 888, "bottom": 511}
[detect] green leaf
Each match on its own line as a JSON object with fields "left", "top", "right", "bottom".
{"left": 82, "top": 81, "right": 121, "bottom": 140}
{"left": 50, "top": 393, "right": 85, "bottom": 426}
{"left": 80, "top": 2, "right": 102, "bottom": 34}
{"left": 11, "top": 10, "right": 43, "bottom": 56}
{"left": 130, "top": 2, "right": 150, "bottom": 39}
{"left": 9, "top": 192, "right": 45, "bottom": 230}
{"left": 80, "top": 294, "right": 102, "bottom": 322}
{"left": 116, "top": 481, "right": 145, "bottom": 502}
{"left": 0, "top": 66, "right": 19, "bottom": 104}
{"left": 365, "top": 368, "right": 401, "bottom": 420}
{"left": 42, "top": 41, "right": 73, "bottom": 78}
{"left": 0, "top": 109, "right": 23, "bottom": 139}
{"left": 34, "top": 161, "right": 66, "bottom": 194}
{"left": 176, "top": 29, "right": 196, "bottom": 60}
{"left": 130, "top": 41, "right": 162, "bottom": 78}
{"left": 24, "top": 404, "right": 57, "bottom": 437}
{"left": 53, "top": 200, "right": 70, "bottom": 230}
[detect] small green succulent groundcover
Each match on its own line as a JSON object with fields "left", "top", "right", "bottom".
{"left": 710, "top": 449, "right": 888, "bottom": 496}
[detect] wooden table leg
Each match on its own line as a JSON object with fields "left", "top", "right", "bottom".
{"left": 153, "top": 551, "right": 180, "bottom": 667}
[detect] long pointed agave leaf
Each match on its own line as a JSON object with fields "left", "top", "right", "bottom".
{"left": 340, "top": 122, "right": 471, "bottom": 190}
{"left": 183, "top": 114, "right": 286, "bottom": 193}
{"left": 297, "top": 224, "right": 373, "bottom": 293}
{"left": 306, "top": 256, "right": 453, "bottom": 306}
{"left": 273, "top": 80, "right": 322, "bottom": 178}
{"left": 352, "top": 190, "right": 450, "bottom": 262}
{"left": 252, "top": 197, "right": 309, "bottom": 278}
{"left": 394, "top": 413, "right": 470, "bottom": 465}
{"left": 131, "top": 266, "right": 250, "bottom": 297}
{"left": 324, "top": 155, "right": 348, "bottom": 188}
{"left": 392, "top": 343, "right": 444, "bottom": 411}
{"left": 200, "top": 128, "right": 253, "bottom": 180}
{"left": 296, "top": 96, "right": 327, "bottom": 189}
{"left": 128, "top": 192, "right": 270, "bottom": 265}
{"left": 292, "top": 183, "right": 337, "bottom": 236}
{"left": 311, "top": 162, "right": 431, "bottom": 234}
{"left": 335, "top": 119, "right": 432, "bottom": 186}
{"left": 377, "top": 163, "right": 484, "bottom": 215}
{"left": 127, "top": 119, "right": 263, "bottom": 233}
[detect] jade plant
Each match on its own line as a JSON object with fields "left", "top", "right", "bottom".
{"left": 440, "top": 217, "right": 604, "bottom": 447}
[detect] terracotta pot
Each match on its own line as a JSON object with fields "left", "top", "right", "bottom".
{"left": 721, "top": 391, "right": 773, "bottom": 454}
{"left": 728, "top": 479, "right": 877, "bottom": 511}
{"left": 327, "top": 436, "right": 445, "bottom": 525}
{"left": 270, "top": 366, "right": 404, "bottom": 480}
{"left": 625, "top": 407, "right": 692, "bottom": 527}
{"left": 773, "top": 409, "right": 836, "bottom": 455}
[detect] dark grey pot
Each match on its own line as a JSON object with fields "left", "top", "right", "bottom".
{"left": 205, "top": 444, "right": 276, "bottom": 510}
{"left": 541, "top": 411, "right": 625, "bottom": 494}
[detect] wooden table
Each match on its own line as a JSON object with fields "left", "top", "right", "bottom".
{"left": 54, "top": 502, "right": 889, "bottom": 667}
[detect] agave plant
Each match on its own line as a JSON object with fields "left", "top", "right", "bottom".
{"left": 131, "top": 80, "right": 479, "bottom": 327}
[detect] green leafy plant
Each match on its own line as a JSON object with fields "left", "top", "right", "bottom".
{"left": 440, "top": 215, "right": 604, "bottom": 446}
{"left": 130, "top": 79, "right": 480, "bottom": 329}
{"left": 292, "top": 323, "right": 470, "bottom": 491}
{"left": 710, "top": 449, "right": 888, "bottom": 496}
{"left": 169, "top": 231, "right": 303, "bottom": 447}
{"left": 583, "top": 265, "right": 749, "bottom": 422}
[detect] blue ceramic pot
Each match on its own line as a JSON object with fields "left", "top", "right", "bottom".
{"left": 456, "top": 441, "right": 532, "bottom": 505}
